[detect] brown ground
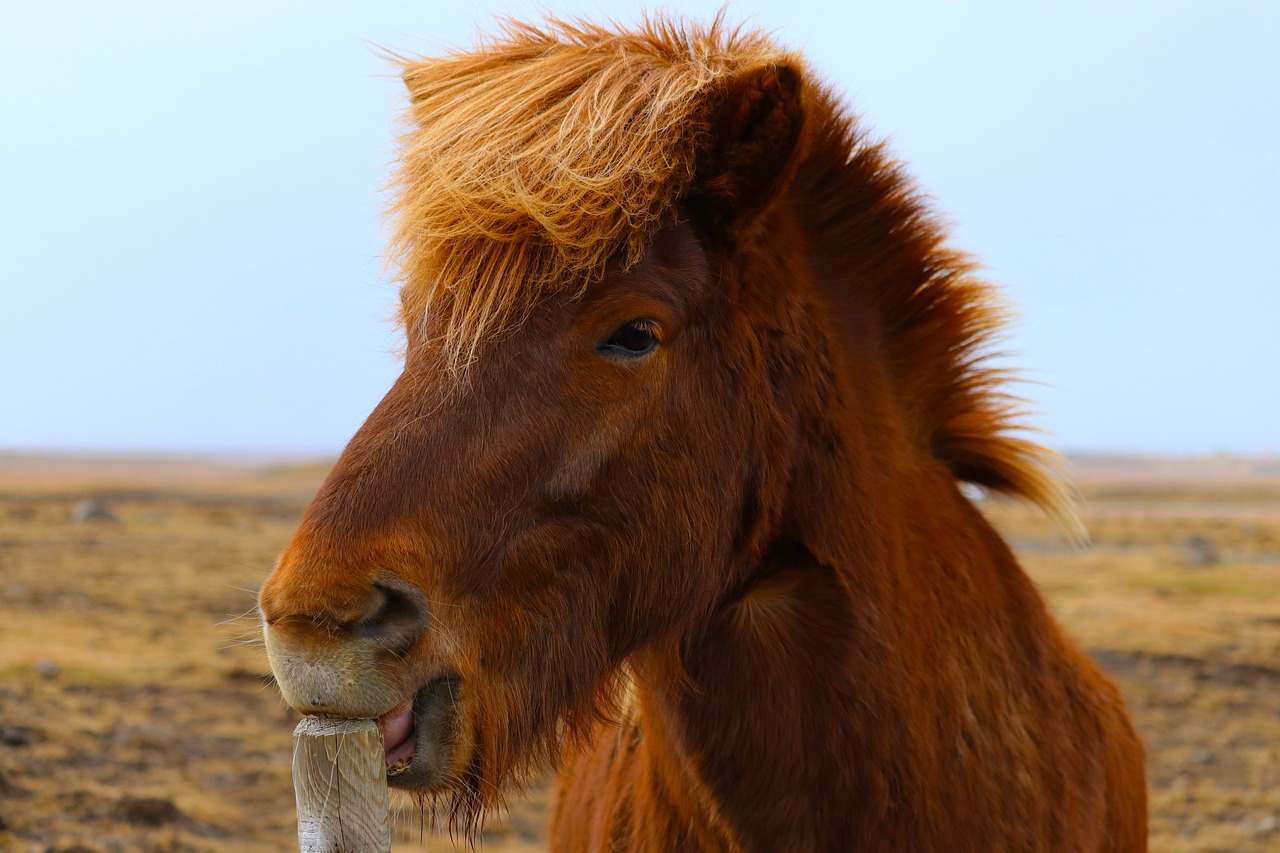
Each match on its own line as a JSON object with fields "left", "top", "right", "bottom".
{"left": 0, "top": 452, "right": 1276, "bottom": 852}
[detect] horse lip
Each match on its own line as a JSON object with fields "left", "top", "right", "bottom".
{"left": 380, "top": 699, "right": 416, "bottom": 765}
{"left": 387, "top": 674, "right": 463, "bottom": 790}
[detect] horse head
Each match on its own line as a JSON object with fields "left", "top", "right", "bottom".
{"left": 260, "top": 24, "right": 815, "bottom": 822}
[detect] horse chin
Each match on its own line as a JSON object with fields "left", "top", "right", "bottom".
{"left": 386, "top": 674, "right": 464, "bottom": 791}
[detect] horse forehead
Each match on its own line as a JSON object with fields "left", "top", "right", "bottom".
{"left": 397, "top": 221, "right": 715, "bottom": 365}
{"left": 646, "top": 219, "right": 710, "bottom": 277}
{"left": 595, "top": 220, "right": 712, "bottom": 306}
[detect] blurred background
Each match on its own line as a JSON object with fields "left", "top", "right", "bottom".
{"left": 2, "top": 0, "right": 1275, "bottom": 456}
{"left": 0, "top": 2, "right": 1277, "bottom": 852}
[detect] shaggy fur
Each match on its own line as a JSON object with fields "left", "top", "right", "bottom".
{"left": 260, "top": 15, "right": 1146, "bottom": 851}
{"left": 391, "top": 19, "right": 785, "bottom": 369}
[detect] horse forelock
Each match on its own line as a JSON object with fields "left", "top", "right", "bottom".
{"left": 388, "top": 14, "right": 793, "bottom": 369}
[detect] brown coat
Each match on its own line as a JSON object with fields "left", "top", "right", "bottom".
{"left": 258, "top": 17, "right": 1147, "bottom": 851}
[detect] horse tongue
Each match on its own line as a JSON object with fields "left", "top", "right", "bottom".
{"left": 380, "top": 702, "right": 416, "bottom": 765}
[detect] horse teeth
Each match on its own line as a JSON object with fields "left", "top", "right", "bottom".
{"left": 387, "top": 758, "right": 411, "bottom": 777}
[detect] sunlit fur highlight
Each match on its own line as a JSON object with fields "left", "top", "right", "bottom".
{"left": 390, "top": 15, "right": 1078, "bottom": 529}
{"left": 391, "top": 17, "right": 788, "bottom": 366}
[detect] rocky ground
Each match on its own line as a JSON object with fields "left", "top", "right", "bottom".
{"left": 0, "top": 453, "right": 1276, "bottom": 851}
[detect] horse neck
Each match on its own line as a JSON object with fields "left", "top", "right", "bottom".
{"left": 628, "top": 445, "right": 1052, "bottom": 850}
{"left": 618, "top": 180, "right": 1068, "bottom": 846}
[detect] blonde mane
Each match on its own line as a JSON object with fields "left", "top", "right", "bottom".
{"left": 391, "top": 16, "right": 792, "bottom": 367}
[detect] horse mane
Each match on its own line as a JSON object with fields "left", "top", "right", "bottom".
{"left": 390, "top": 15, "right": 1080, "bottom": 533}
{"left": 391, "top": 16, "right": 790, "bottom": 366}
{"left": 793, "top": 99, "right": 1084, "bottom": 537}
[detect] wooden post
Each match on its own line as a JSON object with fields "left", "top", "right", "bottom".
{"left": 292, "top": 716, "right": 391, "bottom": 853}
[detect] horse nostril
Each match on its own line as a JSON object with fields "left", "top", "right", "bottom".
{"left": 350, "top": 577, "right": 431, "bottom": 652}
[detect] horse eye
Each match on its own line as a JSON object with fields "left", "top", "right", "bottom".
{"left": 597, "top": 319, "right": 659, "bottom": 357}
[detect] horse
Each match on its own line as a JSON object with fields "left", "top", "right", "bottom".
{"left": 258, "top": 17, "right": 1147, "bottom": 851}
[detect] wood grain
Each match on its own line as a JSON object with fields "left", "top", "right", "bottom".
{"left": 292, "top": 716, "right": 391, "bottom": 853}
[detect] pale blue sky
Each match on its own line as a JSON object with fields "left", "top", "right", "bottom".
{"left": 1, "top": 1, "right": 1276, "bottom": 455}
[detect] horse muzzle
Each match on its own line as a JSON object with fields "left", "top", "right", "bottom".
{"left": 263, "top": 618, "right": 467, "bottom": 790}
{"left": 261, "top": 571, "right": 467, "bottom": 791}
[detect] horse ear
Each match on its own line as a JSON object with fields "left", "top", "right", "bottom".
{"left": 688, "top": 62, "right": 808, "bottom": 241}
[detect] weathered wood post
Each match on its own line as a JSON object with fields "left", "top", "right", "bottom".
{"left": 292, "top": 716, "right": 391, "bottom": 853}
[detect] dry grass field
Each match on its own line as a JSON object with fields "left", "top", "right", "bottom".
{"left": 0, "top": 452, "right": 1276, "bottom": 852}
